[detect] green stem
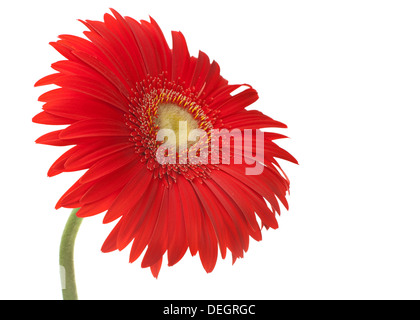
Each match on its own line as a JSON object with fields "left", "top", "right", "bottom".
{"left": 59, "top": 208, "right": 82, "bottom": 300}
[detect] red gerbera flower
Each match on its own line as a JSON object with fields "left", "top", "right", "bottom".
{"left": 34, "top": 9, "right": 297, "bottom": 278}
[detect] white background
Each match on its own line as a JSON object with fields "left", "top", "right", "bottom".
{"left": 1, "top": 0, "right": 419, "bottom": 300}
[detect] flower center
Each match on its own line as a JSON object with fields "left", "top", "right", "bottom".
{"left": 126, "top": 75, "right": 218, "bottom": 182}
{"left": 156, "top": 103, "right": 199, "bottom": 150}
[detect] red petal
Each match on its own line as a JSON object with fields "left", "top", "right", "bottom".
{"left": 199, "top": 213, "right": 218, "bottom": 273}
{"left": 32, "top": 111, "right": 75, "bottom": 125}
{"left": 217, "top": 166, "right": 280, "bottom": 229}
{"left": 148, "top": 16, "right": 172, "bottom": 72}
{"left": 35, "top": 130, "right": 68, "bottom": 146}
{"left": 210, "top": 170, "right": 261, "bottom": 236}
{"left": 222, "top": 110, "right": 287, "bottom": 129}
{"left": 71, "top": 50, "right": 131, "bottom": 96}
{"left": 124, "top": 17, "right": 160, "bottom": 76}
{"left": 167, "top": 183, "right": 188, "bottom": 266}
{"left": 59, "top": 32, "right": 133, "bottom": 87}
{"left": 56, "top": 178, "right": 95, "bottom": 209}
{"left": 64, "top": 138, "right": 132, "bottom": 171}
{"left": 101, "top": 219, "right": 123, "bottom": 253}
{"left": 141, "top": 187, "right": 169, "bottom": 268}
{"left": 103, "top": 13, "right": 148, "bottom": 80}
{"left": 77, "top": 190, "right": 119, "bottom": 217}
{"left": 81, "top": 18, "right": 140, "bottom": 84}
{"left": 177, "top": 176, "right": 202, "bottom": 256}
{"left": 103, "top": 165, "right": 153, "bottom": 223}
{"left": 203, "top": 178, "right": 250, "bottom": 254}
{"left": 264, "top": 132, "right": 289, "bottom": 140}
{"left": 219, "top": 164, "right": 281, "bottom": 214}
{"left": 190, "top": 51, "right": 210, "bottom": 93}
{"left": 59, "top": 119, "right": 130, "bottom": 139}
{"left": 201, "top": 60, "right": 226, "bottom": 99}
{"left": 49, "top": 40, "right": 78, "bottom": 61}
{"left": 79, "top": 148, "right": 137, "bottom": 184}
{"left": 47, "top": 146, "right": 80, "bottom": 177}
{"left": 191, "top": 181, "right": 228, "bottom": 260}
{"left": 38, "top": 88, "right": 79, "bottom": 102}
{"left": 171, "top": 31, "right": 190, "bottom": 81}
{"left": 79, "top": 160, "right": 139, "bottom": 204}
{"left": 34, "top": 73, "right": 62, "bottom": 87}
{"left": 216, "top": 88, "right": 259, "bottom": 115}
{"left": 150, "top": 257, "right": 163, "bottom": 279}
{"left": 52, "top": 75, "right": 128, "bottom": 111}
{"left": 42, "top": 97, "right": 124, "bottom": 121}
{"left": 264, "top": 140, "right": 299, "bottom": 164}
{"left": 127, "top": 181, "right": 166, "bottom": 262}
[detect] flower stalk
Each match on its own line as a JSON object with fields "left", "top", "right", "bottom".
{"left": 59, "top": 208, "right": 82, "bottom": 300}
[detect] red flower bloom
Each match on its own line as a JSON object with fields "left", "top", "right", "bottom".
{"left": 34, "top": 9, "right": 297, "bottom": 277}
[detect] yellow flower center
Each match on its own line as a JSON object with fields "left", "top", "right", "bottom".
{"left": 156, "top": 103, "right": 199, "bottom": 150}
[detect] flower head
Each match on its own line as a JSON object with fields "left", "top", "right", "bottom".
{"left": 34, "top": 9, "right": 298, "bottom": 277}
